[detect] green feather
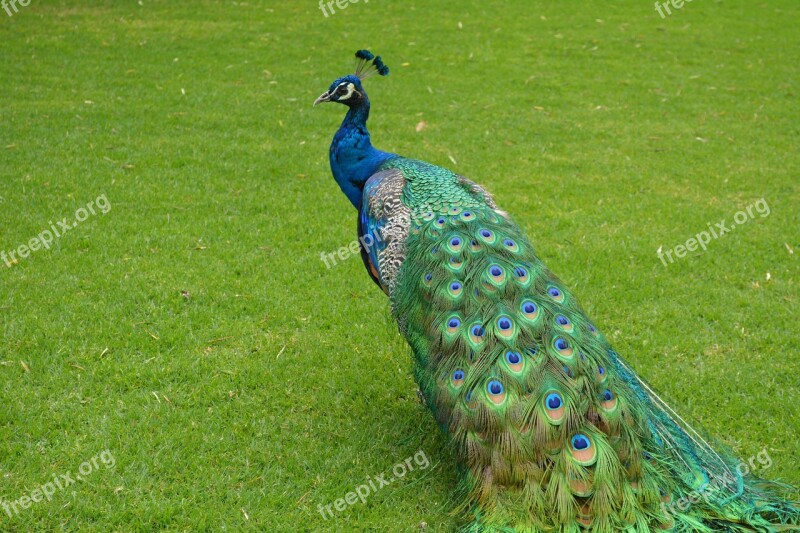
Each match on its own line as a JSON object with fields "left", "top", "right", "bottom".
{"left": 378, "top": 156, "right": 800, "bottom": 532}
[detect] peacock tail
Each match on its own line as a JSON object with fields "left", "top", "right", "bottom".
{"left": 380, "top": 158, "right": 799, "bottom": 532}
{"left": 315, "top": 50, "right": 800, "bottom": 532}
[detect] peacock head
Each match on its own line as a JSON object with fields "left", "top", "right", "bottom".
{"left": 313, "top": 50, "right": 389, "bottom": 108}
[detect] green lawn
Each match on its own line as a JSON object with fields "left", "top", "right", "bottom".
{"left": 1, "top": 1, "right": 798, "bottom": 531}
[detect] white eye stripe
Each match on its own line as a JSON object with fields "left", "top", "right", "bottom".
{"left": 336, "top": 82, "right": 357, "bottom": 101}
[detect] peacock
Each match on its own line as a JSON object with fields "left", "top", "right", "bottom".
{"left": 313, "top": 50, "right": 800, "bottom": 532}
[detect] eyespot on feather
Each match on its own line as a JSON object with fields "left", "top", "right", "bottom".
{"left": 487, "top": 264, "right": 506, "bottom": 284}
{"left": 547, "top": 286, "right": 565, "bottom": 303}
{"left": 486, "top": 379, "right": 506, "bottom": 405}
{"left": 524, "top": 346, "right": 540, "bottom": 361}
{"left": 504, "top": 351, "right": 524, "bottom": 373}
{"left": 477, "top": 228, "right": 496, "bottom": 244}
{"left": 448, "top": 281, "right": 463, "bottom": 298}
{"left": 447, "top": 235, "right": 463, "bottom": 253}
{"left": 496, "top": 315, "right": 515, "bottom": 339}
{"left": 520, "top": 300, "right": 540, "bottom": 322}
{"left": 553, "top": 337, "right": 574, "bottom": 360}
{"left": 503, "top": 238, "right": 520, "bottom": 253}
{"left": 601, "top": 388, "right": 618, "bottom": 411}
{"left": 445, "top": 315, "right": 462, "bottom": 335}
{"left": 469, "top": 323, "right": 486, "bottom": 345}
{"left": 465, "top": 388, "right": 478, "bottom": 409}
{"left": 569, "top": 433, "right": 597, "bottom": 466}
{"left": 543, "top": 391, "right": 566, "bottom": 424}
{"left": 513, "top": 265, "right": 530, "bottom": 286}
{"left": 555, "top": 314, "right": 574, "bottom": 332}
{"left": 447, "top": 256, "right": 464, "bottom": 271}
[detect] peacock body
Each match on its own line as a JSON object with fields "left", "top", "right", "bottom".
{"left": 314, "top": 50, "right": 800, "bottom": 532}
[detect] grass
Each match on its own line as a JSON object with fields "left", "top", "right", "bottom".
{"left": 0, "top": 1, "right": 798, "bottom": 531}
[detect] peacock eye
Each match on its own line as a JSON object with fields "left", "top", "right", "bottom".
{"left": 336, "top": 85, "right": 348, "bottom": 95}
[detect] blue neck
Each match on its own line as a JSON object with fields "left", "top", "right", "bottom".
{"left": 329, "top": 99, "right": 396, "bottom": 210}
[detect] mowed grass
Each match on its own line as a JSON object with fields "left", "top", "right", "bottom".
{"left": 0, "top": 1, "right": 798, "bottom": 531}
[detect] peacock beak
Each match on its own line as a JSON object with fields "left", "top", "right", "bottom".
{"left": 313, "top": 91, "right": 331, "bottom": 106}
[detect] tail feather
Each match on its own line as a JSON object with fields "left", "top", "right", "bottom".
{"left": 391, "top": 203, "right": 800, "bottom": 532}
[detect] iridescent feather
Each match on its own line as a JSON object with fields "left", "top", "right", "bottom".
{"left": 317, "top": 50, "right": 800, "bottom": 532}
